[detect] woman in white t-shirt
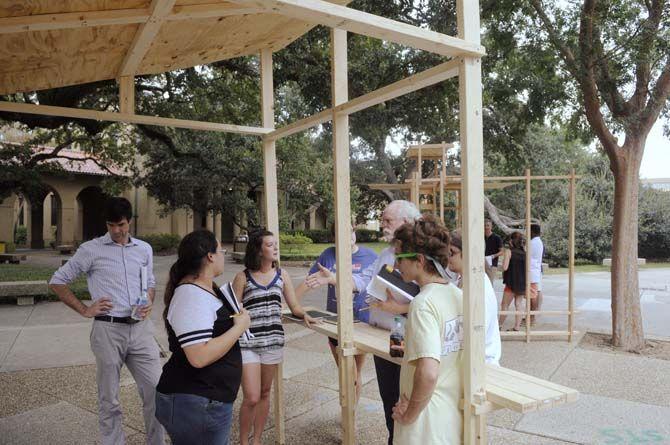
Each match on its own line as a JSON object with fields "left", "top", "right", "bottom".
{"left": 528, "top": 223, "right": 544, "bottom": 325}
{"left": 155, "top": 230, "right": 250, "bottom": 445}
{"left": 389, "top": 215, "right": 464, "bottom": 445}
{"left": 447, "top": 230, "right": 502, "bottom": 366}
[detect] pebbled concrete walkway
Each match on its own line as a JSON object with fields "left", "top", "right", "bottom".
{"left": 1, "top": 252, "right": 669, "bottom": 444}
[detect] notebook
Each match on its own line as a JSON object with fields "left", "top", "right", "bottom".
{"left": 366, "top": 265, "right": 420, "bottom": 303}
{"left": 219, "top": 282, "right": 254, "bottom": 341}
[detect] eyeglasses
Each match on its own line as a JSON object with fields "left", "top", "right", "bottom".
{"left": 395, "top": 252, "right": 418, "bottom": 261}
{"left": 218, "top": 248, "right": 227, "bottom": 255}
{"left": 449, "top": 249, "right": 461, "bottom": 257}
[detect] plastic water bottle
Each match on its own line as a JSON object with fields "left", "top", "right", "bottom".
{"left": 131, "top": 266, "right": 149, "bottom": 321}
{"left": 389, "top": 316, "right": 405, "bottom": 358}
{"left": 131, "top": 294, "right": 148, "bottom": 321}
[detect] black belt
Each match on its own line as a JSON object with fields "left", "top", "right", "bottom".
{"left": 94, "top": 315, "right": 140, "bottom": 324}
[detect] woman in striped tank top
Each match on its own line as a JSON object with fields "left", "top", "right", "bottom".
{"left": 232, "top": 229, "right": 318, "bottom": 445}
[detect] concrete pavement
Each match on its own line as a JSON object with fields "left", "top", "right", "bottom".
{"left": 1, "top": 252, "right": 669, "bottom": 444}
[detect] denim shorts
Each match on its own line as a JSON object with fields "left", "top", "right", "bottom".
{"left": 155, "top": 391, "right": 233, "bottom": 445}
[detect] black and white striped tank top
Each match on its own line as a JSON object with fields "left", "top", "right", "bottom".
{"left": 239, "top": 268, "right": 285, "bottom": 351}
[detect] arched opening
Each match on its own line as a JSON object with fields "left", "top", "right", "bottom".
{"left": 23, "top": 187, "right": 61, "bottom": 249}
{"left": 43, "top": 191, "right": 61, "bottom": 247}
{"left": 77, "top": 186, "right": 108, "bottom": 241}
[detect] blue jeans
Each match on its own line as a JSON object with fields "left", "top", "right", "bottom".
{"left": 155, "top": 392, "right": 233, "bottom": 445}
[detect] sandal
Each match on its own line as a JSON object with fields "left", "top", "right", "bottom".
{"left": 508, "top": 327, "right": 520, "bottom": 332}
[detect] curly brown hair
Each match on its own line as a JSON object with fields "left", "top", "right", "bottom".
{"left": 392, "top": 214, "right": 451, "bottom": 276}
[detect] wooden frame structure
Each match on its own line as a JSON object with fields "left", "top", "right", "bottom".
{"left": 370, "top": 155, "right": 581, "bottom": 342}
{"left": 1, "top": 1, "right": 575, "bottom": 444}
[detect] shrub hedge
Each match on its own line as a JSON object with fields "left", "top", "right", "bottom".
{"left": 141, "top": 233, "right": 181, "bottom": 254}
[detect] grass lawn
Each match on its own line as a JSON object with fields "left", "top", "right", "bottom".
{"left": 0, "top": 264, "right": 90, "bottom": 300}
{"left": 281, "top": 242, "right": 388, "bottom": 260}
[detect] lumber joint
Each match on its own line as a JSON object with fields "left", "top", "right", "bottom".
{"left": 118, "top": 0, "right": 178, "bottom": 78}
{"left": 228, "top": 0, "right": 485, "bottom": 57}
{"left": 337, "top": 346, "right": 359, "bottom": 357}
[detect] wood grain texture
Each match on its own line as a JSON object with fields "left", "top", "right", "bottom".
{"left": 0, "top": 0, "right": 351, "bottom": 93}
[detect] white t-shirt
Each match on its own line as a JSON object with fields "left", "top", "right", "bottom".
{"left": 167, "top": 284, "right": 223, "bottom": 348}
{"left": 484, "top": 275, "right": 501, "bottom": 366}
{"left": 529, "top": 237, "right": 544, "bottom": 287}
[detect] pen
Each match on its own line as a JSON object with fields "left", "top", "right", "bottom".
{"left": 229, "top": 313, "right": 242, "bottom": 318}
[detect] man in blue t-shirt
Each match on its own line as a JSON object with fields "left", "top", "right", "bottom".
{"left": 307, "top": 243, "right": 378, "bottom": 322}
{"left": 295, "top": 228, "right": 377, "bottom": 402}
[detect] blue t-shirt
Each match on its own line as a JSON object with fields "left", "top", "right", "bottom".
{"left": 309, "top": 246, "right": 378, "bottom": 323}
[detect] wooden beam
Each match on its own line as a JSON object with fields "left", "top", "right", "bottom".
{"left": 568, "top": 169, "right": 576, "bottom": 342}
{"left": 410, "top": 143, "right": 456, "bottom": 149}
{"left": 407, "top": 144, "right": 455, "bottom": 159}
{"left": 334, "top": 59, "right": 460, "bottom": 115}
{"left": 525, "top": 168, "right": 532, "bottom": 344}
{"left": 118, "top": 0, "right": 177, "bottom": 78}
{"left": 0, "top": 5, "right": 266, "bottom": 34}
{"left": 484, "top": 175, "right": 581, "bottom": 181}
{"left": 457, "top": 0, "right": 485, "bottom": 442}
{"left": 259, "top": 48, "right": 284, "bottom": 445}
{"left": 501, "top": 330, "right": 576, "bottom": 338}
{"left": 266, "top": 109, "right": 332, "bottom": 140}
{"left": 230, "top": 0, "right": 485, "bottom": 57}
{"left": 0, "top": 101, "right": 270, "bottom": 136}
{"left": 118, "top": 77, "right": 135, "bottom": 114}
{"left": 331, "top": 27, "right": 356, "bottom": 445}
{"left": 440, "top": 143, "right": 446, "bottom": 222}
{"left": 0, "top": 9, "right": 150, "bottom": 34}
{"left": 269, "top": 60, "right": 459, "bottom": 140}
{"left": 499, "top": 310, "right": 578, "bottom": 316}
{"left": 368, "top": 183, "right": 412, "bottom": 191}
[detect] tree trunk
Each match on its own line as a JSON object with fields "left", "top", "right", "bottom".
{"left": 610, "top": 141, "right": 645, "bottom": 351}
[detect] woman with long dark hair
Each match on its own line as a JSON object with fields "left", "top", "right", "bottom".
{"left": 155, "top": 230, "right": 250, "bottom": 445}
{"left": 499, "top": 231, "right": 527, "bottom": 331}
{"left": 233, "top": 229, "right": 317, "bottom": 445}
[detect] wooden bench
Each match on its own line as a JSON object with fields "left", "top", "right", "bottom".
{"left": 0, "top": 280, "right": 48, "bottom": 305}
{"left": 283, "top": 307, "right": 579, "bottom": 417}
{"left": 56, "top": 245, "right": 75, "bottom": 255}
{"left": 0, "top": 253, "right": 27, "bottom": 264}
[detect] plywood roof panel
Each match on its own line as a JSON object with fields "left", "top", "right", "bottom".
{"left": 0, "top": 24, "right": 139, "bottom": 94}
{"left": 0, "top": 0, "right": 350, "bottom": 94}
{"left": 0, "top": 1, "right": 150, "bottom": 18}
{"left": 139, "top": 12, "right": 305, "bottom": 75}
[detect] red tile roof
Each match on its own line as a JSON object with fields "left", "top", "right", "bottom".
{"left": 39, "top": 148, "right": 129, "bottom": 177}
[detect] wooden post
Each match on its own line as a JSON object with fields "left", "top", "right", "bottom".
{"left": 119, "top": 76, "right": 142, "bottom": 232}
{"left": 119, "top": 76, "right": 135, "bottom": 114}
{"left": 456, "top": 189, "right": 461, "bottom": 228}
{"left": 331, "top": 27, "right": 356, "bottom": 445}
{"left": 411, "top": 171, "right": 420, "bottom": 207}
{"left": 568, "top": 169, "right": 576, "bottom": 342}
{"left": 525, "top": 168, "right": 532, "bottom": 343}
{"left": 260, "top": 48, "right": 284, "bottom": 445}
{"left": 457, "top": 0, "right": 486, "bottom": 441}
{"left": 440, "top": 143, "right": 446, "bottom": 222}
